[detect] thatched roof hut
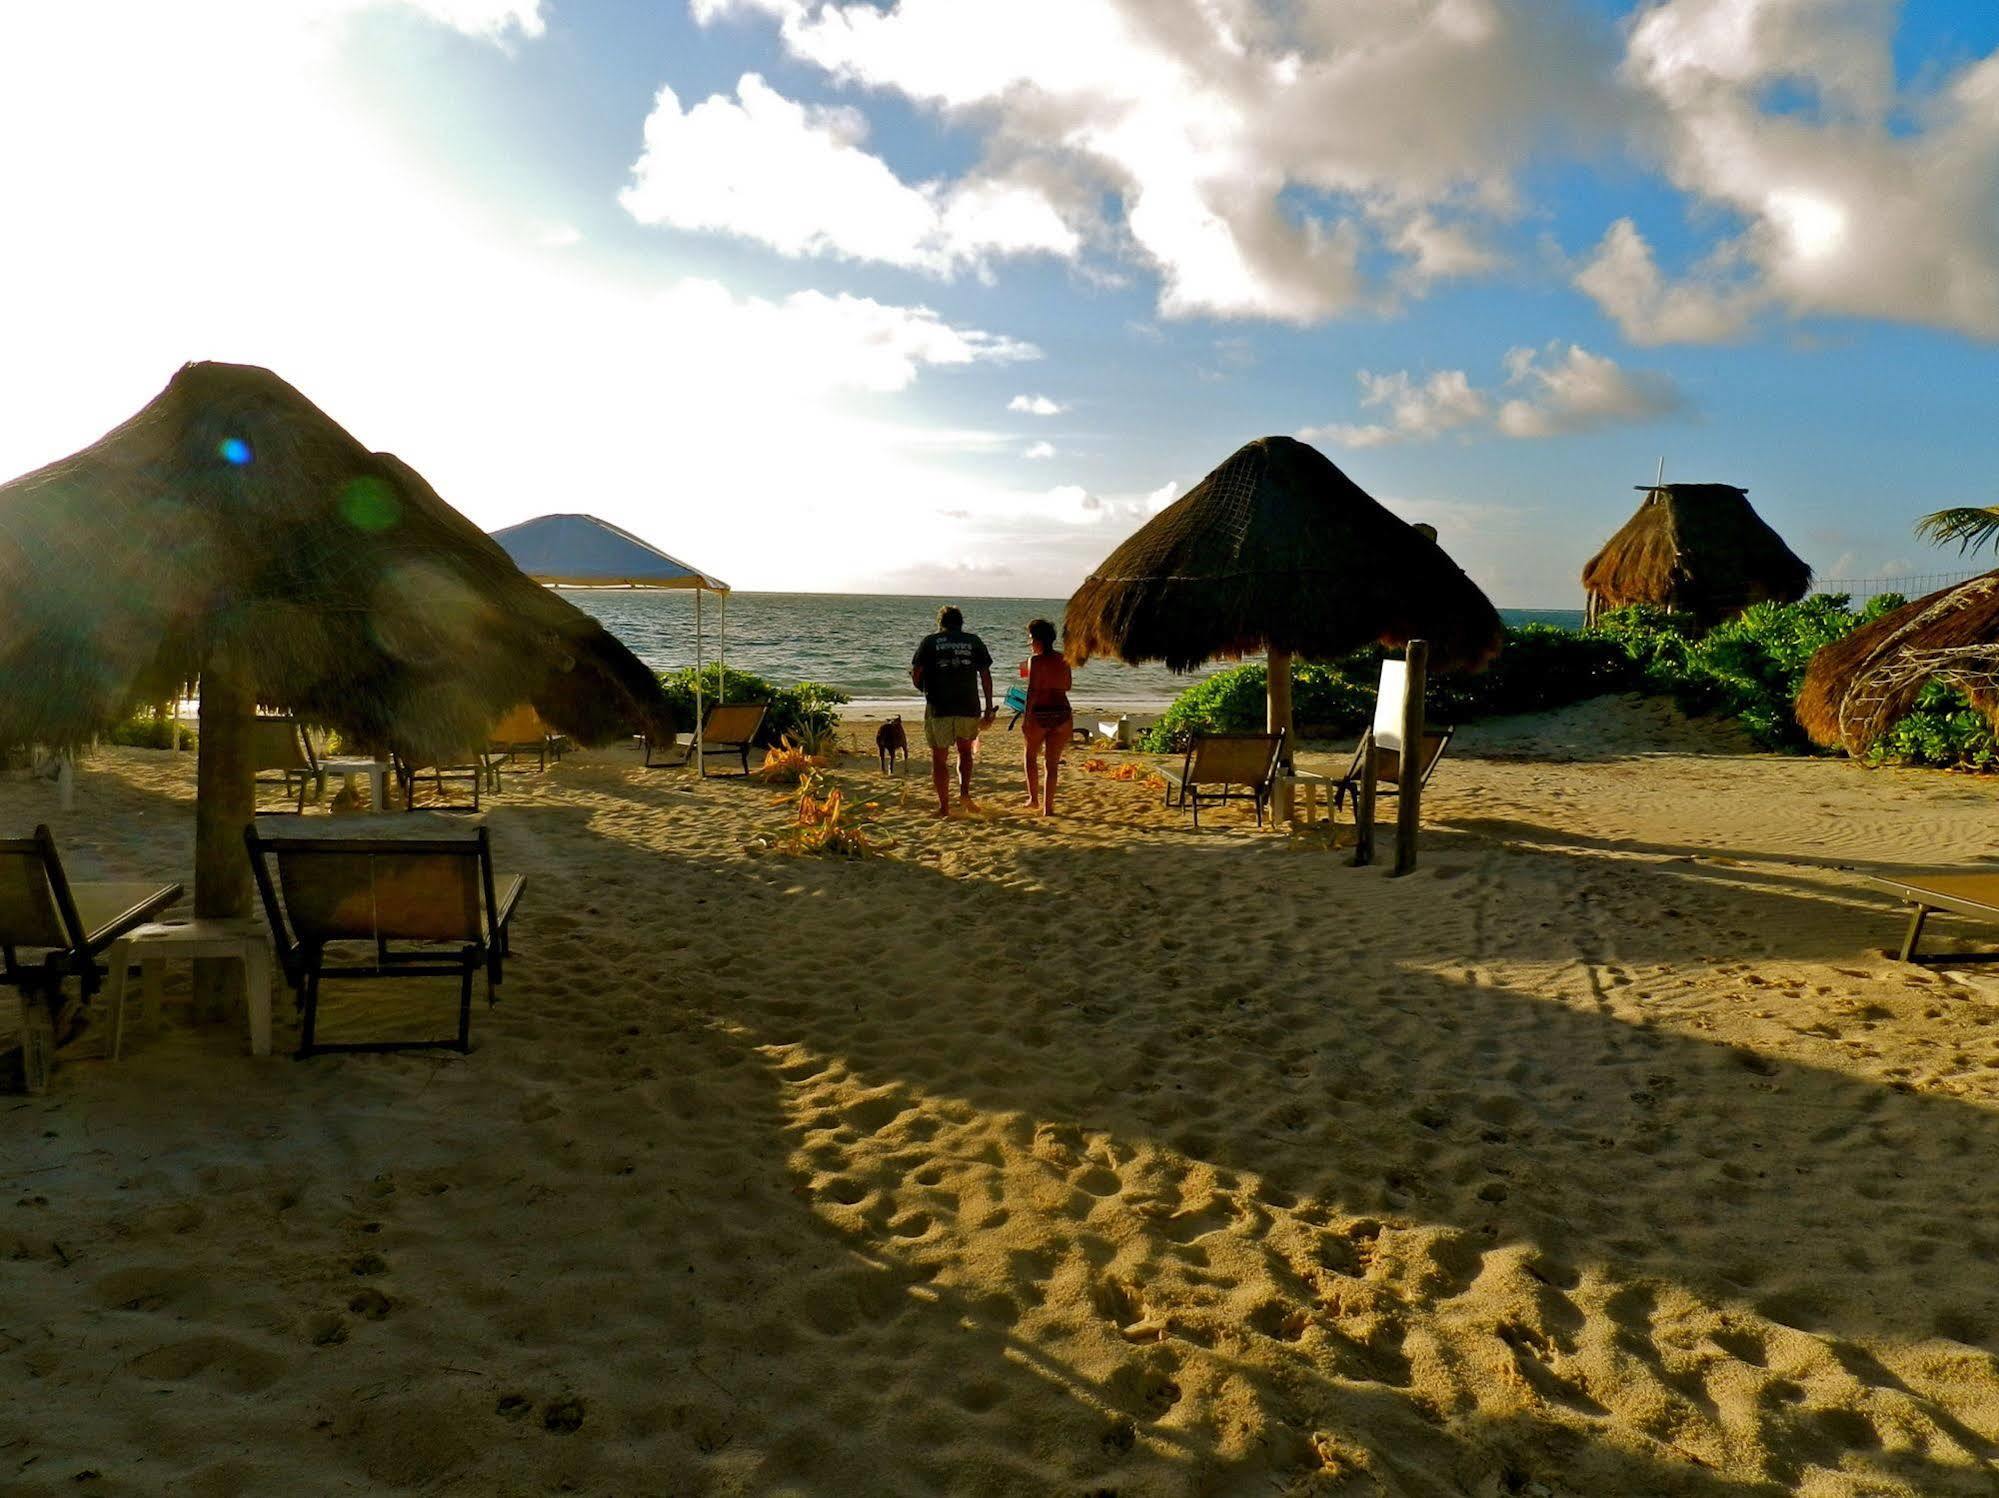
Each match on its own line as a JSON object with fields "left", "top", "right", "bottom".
{"left": 1064, "top": 435, "right": 1503, "bottom": 674}
{"left": 1796, "top": 572, "right": 1999, "bottom": 754}
{"left": 0, "top": 360, "right": 671, "bottom": 939}
{"left": 0, "top": 362, "right": 667, "bottom": 758}
{"left": 1581, "top": 484, "right": 1810, "bottom": 628}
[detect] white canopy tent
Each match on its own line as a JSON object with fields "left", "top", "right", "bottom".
{"left": 490, "top": 513, "right": 731, "bottom": 774}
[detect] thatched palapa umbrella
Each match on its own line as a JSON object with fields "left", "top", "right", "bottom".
{"left": 1065, "top": 435, "right": 1503, "bottom": 785}
{"left": 1581, "top": 483, "right": 1810, "bottom": 628}
{"left": 0, "top": 361, "right": 670, "bottom": 960}
{"left": 1796, "top": 571, "right": 1999, "bottom": 755}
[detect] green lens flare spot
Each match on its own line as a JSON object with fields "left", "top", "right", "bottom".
{"left": 339, "top": 476, "right": 402, "bottom": 533}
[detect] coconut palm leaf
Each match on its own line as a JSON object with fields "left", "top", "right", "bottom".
{"left": 1915, "top": 506, "right": 1999, "bottom": 555}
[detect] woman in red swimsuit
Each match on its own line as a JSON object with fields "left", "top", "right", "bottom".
{"left": 1020, "top": 617, "right": 1073, "bottom": 816}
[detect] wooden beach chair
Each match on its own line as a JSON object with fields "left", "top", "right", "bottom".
{"left": 1330, "top": 728, "right": 1454, "bottom": 817}
{"left": 486, "top": 703, "right": 568, "bottom": 784}
{"left": 1162, "top": 731, "right": 1287, "bottom": 828}
{"left": 1870, "top": 873, "right": 1999, "bottom": 965}
{"left": 644, "top": 701, "right": 768, "bottom": 776}
{"left": 1, "top": 825, "right": 182, "bottom": 1090}
{"left": 252, "top": 715, "right": 323, "bottom": 814}
{"left": 245, "top": 826, "right": 523, "bottom": 1056}
{"left": 394, "top": 751, "right": 494, "bottom": 812}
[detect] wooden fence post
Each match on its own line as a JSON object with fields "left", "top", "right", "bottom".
{"left": 1351, "top": 731, "right": 1376, "bottom": 867}
{"left": 1392, "top": 640, "right": 1429, "bottom": 877}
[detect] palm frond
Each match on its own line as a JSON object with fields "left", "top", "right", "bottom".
{"left": 1915, "top": 506, "right": 1999, "bottom": 554}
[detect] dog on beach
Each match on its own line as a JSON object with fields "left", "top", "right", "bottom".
{"left": 876, "top": 715, "right": 909, "bottom": 775}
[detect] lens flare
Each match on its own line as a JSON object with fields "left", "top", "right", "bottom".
{"left": 338, "top": 475, "right": 402, "bottom": 533}
{"left": 218, "top": 437, "right": 252, "bottom": 465}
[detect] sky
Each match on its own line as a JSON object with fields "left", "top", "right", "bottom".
{"left": 1, "top": 0, "right": 1996, "bottom": 606}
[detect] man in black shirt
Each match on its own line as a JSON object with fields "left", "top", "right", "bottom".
{"left": 910, "top": 604, "right": 995, "bottom": 816}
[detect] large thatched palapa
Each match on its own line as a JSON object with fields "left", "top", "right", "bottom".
{"left": 1065, "top": 435, "right": 1503, "bottom": 675}
{"left": 0, "top": 361, "right": 670, "bottom": 933}
{"left": 1796, "top": 571, "right": 1999, "bottom": 755}
{"left": 1582, "top": 483, "right": 1811, "bottom": 628}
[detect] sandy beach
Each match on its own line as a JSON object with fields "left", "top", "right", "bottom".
{"left": 6, "top": 696, "right": 1999, "bottom": 1496}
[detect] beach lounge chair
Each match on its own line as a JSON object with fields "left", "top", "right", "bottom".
{"left": 644, "top": 701, "right": 768, "bottom": 776}
{"left": 486, "top": 704, "right": 568, "bottom": 784}
{"left": 253, "top": 715, "right": 322, "bottom": 813}
{"left": 1330, "top": 728, "right": 1455, "bottom": 817}
{"left": 1871, "top": 873, "right": 1999, "bottom": 965}
{"left": 245, "top": 826, "right": 523, "bottom": 1056}
{"left": 1, "top": 825, "right": 182, "bottom": 1090}
{"left": 1162, "top": 731, "right": 1287, "bottom": 827}
{"left": 394, "top": 751, "right": 494, "bottom": 812}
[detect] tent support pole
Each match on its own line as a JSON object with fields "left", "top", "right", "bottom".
{"left": 719, "top": 591, "right": 727, "bottom": 705}
{"left": 194, "top": 651, "right": 254, "bottom": 1013}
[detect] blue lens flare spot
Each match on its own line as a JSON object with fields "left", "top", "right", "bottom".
{"left": 218, "top": 437, "right": 252, "bottom": 466}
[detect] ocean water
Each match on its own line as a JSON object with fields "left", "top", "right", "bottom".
{"left": 564, "top": 591, "right": 1586, "bottom": 710}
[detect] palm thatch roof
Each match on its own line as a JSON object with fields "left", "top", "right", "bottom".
{"left": 1581, "top": 484, "right": 1811, "bottom": 627}
{"left": 1796, "top": 571, "right": 1999, "bottom": 754}
{"left": 1063, "top": 436, "right": 1503, "bottom": 673}
{"left": 0, "top": 361, "right": 669, "bottom": 756}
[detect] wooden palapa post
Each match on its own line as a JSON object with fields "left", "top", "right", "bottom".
{"left": 1392, "top": 640, "right": 1429, "bottom": 877}
{"left": 1352, "top": 733, "right": 1377, "bottom": 867}
{"left": 193, "top": 654, "right": 255, "bottom": 1011}
{"left": 1267, "top": 644, "right": 1294, "bottom": 822}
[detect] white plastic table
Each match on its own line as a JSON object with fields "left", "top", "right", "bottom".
{"left": 102, "top": 918, "right": 275, "bottom": 1059}
{"left": 319, "top": 756, "right": 392, "bottom": 812}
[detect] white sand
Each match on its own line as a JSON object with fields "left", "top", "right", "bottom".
{"left": 5, "top": 695, "right": 1999, "bottom": 1495}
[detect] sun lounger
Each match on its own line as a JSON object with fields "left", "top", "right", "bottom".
{"left": 245, "top": 826, "right": 523, "bottom": 1056}
{"left": 1162, "top": 730, "right": 1287, "bottom": 827}
{"left": 644, "top": 701, "right": 768, "bottom": 776}
{"left": 1871, "top": 873, "right": 1999, "bottom": 965}
{"left": 252, "top": 715, "right": 323, "bottom": 814}
{"left": 394, "top": 752, "right": 493, "bottom": 812}
{"left": 1331, "top": 728, "right": 1454, "bottom": 817}
{"left": 487, "top": 703, "right": 565, "bottom": 780}
{"left": 1, "top": 825, "right": 182, "bottom": 1090}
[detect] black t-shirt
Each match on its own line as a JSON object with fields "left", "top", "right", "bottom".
{"left": 912, "top": 629, "right": 992, "bottom": 716}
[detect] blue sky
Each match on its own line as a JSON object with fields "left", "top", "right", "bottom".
{"left": 1, "top": 1, "right": 1996, "bottom": 606}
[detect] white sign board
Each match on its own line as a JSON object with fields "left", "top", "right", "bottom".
{"left": 1372, "top": 659, "right": 1407, "bottom": 752}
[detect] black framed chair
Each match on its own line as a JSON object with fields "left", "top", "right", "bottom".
{"left": 1161, "top": 731, "right": 1288, "bottom": 828}
{"left": 245, "top": 826, "right": 523, "bottom": 1057}
{"left": 253, "top": 716, "right": 323, "bottom": 814}
{"left": 644, "top": 701, "right": 768, "bottom": 776}
{"left": 1, "top": 825, "right": 182, "bottom": 1090}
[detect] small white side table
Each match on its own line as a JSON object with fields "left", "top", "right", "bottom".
{"left": 319, "top": 756, "right": 392, "bottom": 812}
{"left": 102, "top": 918, "right": 275, "bottom": 1059}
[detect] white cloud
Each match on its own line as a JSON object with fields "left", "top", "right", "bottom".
{"left": 398, "top": 0, "right": 544, "bottom": 36}
{"left": 0, "top": 1, "right": 1054, "bottom": 594}
{"left": 695, "top": 0, "right": 1621, "bottom": 323}
{"left": 1494, "top": 341, "right": 1688, "bottom": 437}
{"left": 1008, "top": 394, "right": 1067, "bottom": 415}
{"left": 1306, "top": 368, "right": 1490, "bottom": 448}
{"left": 1305, "top": 346, "right": 1684, "bottom": 446}
{"left": 1023, "top": 441, "right": 1057, "bottom": 460}
{"left": 1583, "top": 0, "right": 1999, "bottom": 341}
{"left": 620, "top": 74, "right": 1078, "bottom": 275}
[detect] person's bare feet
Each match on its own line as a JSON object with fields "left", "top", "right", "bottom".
{"left": 932, "top": 803, "right": 951, "bottom": 818}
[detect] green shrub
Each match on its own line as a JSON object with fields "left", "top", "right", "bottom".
{"left": 657, "top": 664, "right": 848, "bottom": 747}
{"left": 106, "top": 714, "right": 194, "bottom": 751}
{"left": 1867, "top": 682, "right": 1999, "bottom": 770}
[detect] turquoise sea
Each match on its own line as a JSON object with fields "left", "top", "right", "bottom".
{"left": 565, "top": 591, "right": 1585, "bottom": 710}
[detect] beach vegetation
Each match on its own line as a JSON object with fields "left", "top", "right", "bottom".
{"left": 752, "top": 740, "right": 830, "bottom": 786}
{"left": 105, "top": 712, "right": 195, "bottom": 751}
{"left": 751, "top": 769, "right": 893, "bottom": 858}
{"left": 1142, "top": 594, "right": 1999, "bottom": 770}
{"left": 656, "top": 665, "right": 848, "bottom": 748}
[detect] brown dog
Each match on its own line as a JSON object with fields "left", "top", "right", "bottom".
{"left": 876, "top": 715, "right": 909, "bottom": 775}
